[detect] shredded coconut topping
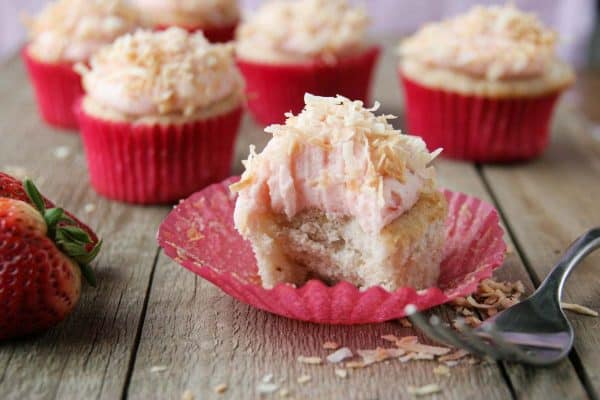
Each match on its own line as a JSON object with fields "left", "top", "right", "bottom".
{"left": 399, "top": 4, "right": 558, "bottom": 80}
{"left": 24, "top": 0, "right": 137, "bottom": 63}
{"left": 78, "top": 27, "right": 243, "bottom": 117}
{"left": 236, "top": 0, "right": 370, "bottom": 63}
{"left": 232, "top": 94, "right": 441, "bottom": 235}
{"left": 130, "top": 0, "right": 239, "bottom": 28}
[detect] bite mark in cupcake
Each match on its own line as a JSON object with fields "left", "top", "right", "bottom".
{"left": 231, "top": 94, "right": 447, "bottom": 291}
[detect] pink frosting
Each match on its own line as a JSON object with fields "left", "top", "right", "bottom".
{"left": 232, "top": 95, "right": 440, "bottom": 235}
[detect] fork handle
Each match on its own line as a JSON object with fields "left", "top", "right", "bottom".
{"left": 538, "top": 227, "right": 600, "bottom": 300}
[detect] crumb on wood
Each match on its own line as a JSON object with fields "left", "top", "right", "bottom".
{"left": 213, "top": 383, "right": 228, "bottom": 394}
{"left": 334, "top": 368, "right": 348, "bottom": 379}
{"left": 181, "top": 389, "right": 194, "bottom": 400}
{"left": 297, "top": 374, "right": 311, "bottom": 384}
{"left": 561, "top": 302, "right": 598, "bottom": 317}
{"left": 149, "top": 365, "right": 168, "bottom": 373}
{"left": 297, "top": 355, "right": 322, "bottom": 365}
{"left": 407, "top": 383, "right": 442, "bottom": 396}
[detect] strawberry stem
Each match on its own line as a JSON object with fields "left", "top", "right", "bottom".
{"left": 23, "top": 178, "right": 101, "bottom": 287}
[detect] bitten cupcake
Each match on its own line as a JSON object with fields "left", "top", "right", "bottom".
{"left": 398, "top": 4, "right": 574, "bottom": 162}
{"left": 76, "top": 27, "right": 244, "bottom": 204}
{"left": 22, "top": 0, "right": 137, "bottom": 129}
{"left": 130, "top": 0, "right": 240, "bottom": 43}
{"left": 235, "top": 0, "right": 380, "bottom": 125}
{"left": 231, "top": 94, "right": 447, "bottom": 291}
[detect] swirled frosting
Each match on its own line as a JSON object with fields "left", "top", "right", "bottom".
{"left": 77, "top": 27, "right": 243, "bottom": 118}
{"left": 399, "top": 4, "right": 558, "bottom": 80}
{"left": 130, "top": 0, "right": 239, "bottom": 28}
{"left": 232, "top": 94, "right": 441, "bottom": 235}
{"left": 24, "top": 0, "right": 138, "bottom": 63}
{"left": 236, "top": 0, "right": 370, "bottom": 63}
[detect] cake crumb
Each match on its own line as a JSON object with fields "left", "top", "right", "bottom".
{"left": 278, "top": 388, "right": 291, "bottom": 397}
{"left": 84, "top": 203, "right": 96, "bottom": 213}
{"left": 561, "top": 302, "right": 598, "bottom": 317}
{"left": 213, "top": 383, "right": 228, "bottom": 394}
{"left": 261, "top": 373, "right": 274, "bottom": 383}
{"left": 297, "top": 356, "right": 322, "bottom": 365}
{"left": 399, "top": 318, "right": 413, "bottom": 327}
{"left": 297, "top": 374, "right": 311, "bottom": 384}
{"left": 323, "top": 341, "right": 340, "bottom": 350}
{"left": 150, "top": 365, "right": 168, "bottom": 373}
{"left": 407, "top": 383, "right": 442, "bottom": 396}
{"left": 433, "top": 365, "right": 451, "bottom": 376}
{"left": 181, "top": 390, "right": 194, "bottom": 400}
{"left": 334, "top": 368, "right": 348, "bottom": 379}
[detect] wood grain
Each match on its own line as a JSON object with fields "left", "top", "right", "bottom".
{"left": 0, "top": 56, "right": 168, "bottom": 400}
{"left": 481, "top": 104, "right": 600, "bottom": 397}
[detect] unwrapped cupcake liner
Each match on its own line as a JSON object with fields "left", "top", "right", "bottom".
{"left": 156, "top": 22, "right": 238, "bottom": 42}
{"left": 22, "top": 47, "right": 84, "bottom": 130}
{"left": 237, "top": 46, "right": 380, "bottom": 125}
{"left": 77, "top": 104, "right": 243, "bottom": 204}
{"left": 158, "top": 177, "right": 506, "bottom": 325}
{"left": 400, "top": 74, "right": 562, "bottom": 162}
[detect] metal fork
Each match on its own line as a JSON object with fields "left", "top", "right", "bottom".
{"left": 406, "top": 227, "right": 600, "bottom": 366}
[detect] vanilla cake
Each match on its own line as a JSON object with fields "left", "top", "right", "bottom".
{"left": 231, "top": 94, "right": 447, "bottom": 291}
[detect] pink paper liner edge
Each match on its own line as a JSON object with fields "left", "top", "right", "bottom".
{"left": 158, "top": 177, "right": 506, "bottom": 324}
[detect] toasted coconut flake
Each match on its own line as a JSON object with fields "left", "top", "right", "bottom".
{"left": 181, "top": 390, "right": 194, "bottom": 400}
{"left": 407, "top": 383, "right": 442, "bottom": 396}
{"left": 297, "top": 356, "right": 322, "bottom": 365}
{"left": 335, "top": 368, "right": 348, "bottom": 379}
{"left": 150, "top": 365, "right": 168, "bottom": 373}
{"left": 213, "top": 384, "right": 228, "bottom": 394}
{"left": 297, "top": 374, "right": 311, "bottom": 384}
{"left": 278, "top": 388, "right": 290, "bottom": 397}
{"left": 561, "top": 302, "right": 598, "bottom": 317}
{"left": 433, "top": 365, "right": 451, "bottom": 376}
{"left": 399, "top": 318, "right": 413, "bottom": 328}
{"left": 438, "top": 349, "right": 469, "bottom": 362}
{"left": 257, "top": 382, "right": 279, "bottom": 394}
{"left": 444, "top": 360, "right": 459, "bottom": 367}
{"left": 323, "top": 341, "right": 340, "bottom": 350}
{"left": 345, "top": 361, "right": 366, "bottom": 369}
{"left": 326, "top": 347, "right": 353, "bottom": 363}
{"left": 382, "top": 334, "right": 400, "bottom": 343}
{"left": 394, "top": 341, "right": 450, "bottom": 356}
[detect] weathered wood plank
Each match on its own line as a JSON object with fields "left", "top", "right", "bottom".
{"left": 0, "top": 56, "right": 167, "bottom": 399}
{"left": 437, "top": 159, "right": 589, "bottom": 400}
{"left": 481, "top": 103, "right": 600, "bottom": 397}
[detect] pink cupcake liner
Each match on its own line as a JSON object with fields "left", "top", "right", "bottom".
{"left": 22, "top": 46, "right": 84, "bottom": 130}
{"left": 400, "top": 73, "right": 562, "bottom": 162}
{"left": 156, "top": 21, "right": 238, "bottom": 42}
{"left": 77, "top": 103, "right": 243, "bottom": 204}
{"left": 237, "top": 46, "right": 381, "bottom": 125}
{"left": 158, "top": 177, "right": 507, "bottom": 325}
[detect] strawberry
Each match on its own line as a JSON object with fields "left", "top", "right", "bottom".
{"left": 0, "top": 172, "right": 99, "bottom": 249}
{"left": 0, "top": 178, "right": 101, "bottom": 340}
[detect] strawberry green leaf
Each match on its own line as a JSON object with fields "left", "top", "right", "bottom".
{"left": 57, "top": 225, "right": 92, "bottom": 244}
{"left": 23, "top": 178, "right": 45, "bottom": 214}
{"left": 79, "top": 263, "right": 97, "bottom": 287}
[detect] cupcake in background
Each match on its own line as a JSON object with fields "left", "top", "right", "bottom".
{"left": 22, "top": 0, "right": 137, "bottom": 129}
{"left": 236, "top": 0, "right": 380, "bottom": 125}
{"left": 398, "top": 4, "right": 574, "bottom": 162}
{"left": 130, "top": 0, "right": 240, "bottom": 43}
{"left": 76, "top": 28, "right": 244, "bottom": 204}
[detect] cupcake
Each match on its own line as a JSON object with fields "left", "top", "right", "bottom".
{"left": 76, "top": 27, "right": 244, "bottom": 204}
{"left": 235, "top": 0, "right": 380, "bottom": 125}
{"left": 22, "top": 0, "right": 138, "bottom": 129}
{"left": 398, "top": 4, "right": 575, "bottom": 162}
{"left": 130, "top": 0, "right": 240, "bottom": 42}
{"left": 230, "top": 94, "right": 447, "bottom": 291}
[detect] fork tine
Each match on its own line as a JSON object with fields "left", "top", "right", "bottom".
{"left": 405, "top": 306, "right": 492, "bottom": 358}
{"left": 454, "top": 319, "right": 503, "bottom": 360}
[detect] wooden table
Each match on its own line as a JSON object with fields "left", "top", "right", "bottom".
{"left": 1, "top": 40, "right": 599, "bottom": 400}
